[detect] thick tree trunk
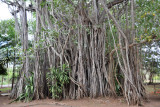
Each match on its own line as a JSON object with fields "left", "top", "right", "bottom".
{"left": 10, "top": 1, "right": 29, "bottom": 98}
{"left": 149, "top": 73, "right": 154, "bottom": 84}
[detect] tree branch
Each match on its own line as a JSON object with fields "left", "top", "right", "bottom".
{"left": 110, "top": 38, "right": 160, "bottom": 56}
{"left": 1, "top": 0, "right": 22, "bottom": 8}
{"left": 107, "top": 0, "right": 128, "bottom": 9}
{"left": 99, "top": 0, "right": 128, "bottom": 23}
{"left": 1, "top": 0, "right": 35, "bottom": 14}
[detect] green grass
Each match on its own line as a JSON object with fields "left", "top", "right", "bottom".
{"left": 154, "top": 75, "right": 160, "bottom": 81}
{"left": 0, "top": 87, "right": 11, "bottom": 93}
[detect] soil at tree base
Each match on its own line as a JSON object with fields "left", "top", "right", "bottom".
{"left": 0, "top": 94, "right": 160, "bottom": 107}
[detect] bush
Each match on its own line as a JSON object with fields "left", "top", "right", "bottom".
{"left": 47, "top": 64, "right": 70, "bottom": 99}
{"left": 16, "top": 72, "right": 34, "bottom": 102}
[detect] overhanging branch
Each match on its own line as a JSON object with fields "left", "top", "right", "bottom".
{"left": 107, "top": 0, "right": 128, "bottom": 9}
{"left": 1, "top": 0, "right": 35, "bottom": 15}
{"left": 110, "top": 38, "right": 160, "bottom": 56}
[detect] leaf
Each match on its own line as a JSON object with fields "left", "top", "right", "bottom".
{"left": 40, "top": 1, "right": 46, "bottom": 8}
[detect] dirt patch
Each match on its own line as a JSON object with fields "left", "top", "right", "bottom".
{"left": 1, "top": 95, "right": 160, "bottom": 107}
{"left": 0, "top": 96, "right": 127, "bottom": 107}
{"left": 1, "top": 85, "right": 160, "bottom": 107}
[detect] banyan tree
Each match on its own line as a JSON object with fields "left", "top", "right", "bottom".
{"left": 1, "top": 0, "right": 148, "bottom": 105}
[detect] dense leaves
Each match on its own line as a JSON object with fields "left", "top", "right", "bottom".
{"left": 136, "top": 0, "right": 160, "bottom": 41}
{"left": 47, "top": 64, "right": 70, "bottom": 99}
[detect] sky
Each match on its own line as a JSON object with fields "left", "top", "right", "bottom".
{"left": 0, "top": 1, "right": 34, "bottom": 40}
{"left": 0, "top": 2, "right": 12, "bottom": 20}
{"left": 0, "top": 1, "right": 32, "bottom": 20}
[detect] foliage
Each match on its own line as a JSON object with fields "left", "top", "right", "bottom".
{"left": 16, "top": 72, "right": 34, "bottom": 102}
{"left": 0, "top": 87, "right": 11, "bottom": 92}
{"left": 115, "top": 73, "right": 123, "bottom": 96}
{"left": 0, "top": 19, "right": 16, "bottom": 49}
{"left": 0, "top": 69, "right": 11, "bottom": 84}
{"left": 142, "top": 41, "right": 160, "bottom": 73}
{"left": 136, "top": 0, "right": 160, "bottom": 41}
{"left": 141, "top": 41, "right": 160, "bottom": 84}
{"left": 47, "top": 64, "right": 70, "bottom": 99}
{"left": 0, "top": 19, "right": 16, "bottom": 74}
{"left": 135, "top": 0, "right": 160, "bottom": 84}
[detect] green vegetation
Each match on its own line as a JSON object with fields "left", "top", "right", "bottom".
{"left": 0, "top": 68, "right": 18, "bottom": 85}
{"left": 145, "top": 84, "right": 160, "bottom": 94}
{"left": 153, "top": 75, "right": 160, "bottom": 82}
{"left": 0, "top": 19, "right": 16, "bottom": 63}
{"left": 16, "top": 72, "right": 34, "bottom": 102}
{"left": 47, "top": 64, "right": 70, "bottom": 99}
{"left": 0, "top": 87, "right": 11, "bottom": 93}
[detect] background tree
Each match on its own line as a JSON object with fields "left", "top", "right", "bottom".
{"left": 136, "top": 0, "right": 160, "bottom": 84}
{"left": 0, "top": 19, "right": 17, "bottom": 88}
{"left": 142, "top": 42, "right": 160, "bottom": 84}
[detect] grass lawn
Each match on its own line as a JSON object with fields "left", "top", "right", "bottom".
{"left": 0, "top": 87, "right": 11, "bottom": 93}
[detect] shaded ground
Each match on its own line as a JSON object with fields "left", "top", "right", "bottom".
{"left": 0, "top": 85, "right": 160, "bottom": 107}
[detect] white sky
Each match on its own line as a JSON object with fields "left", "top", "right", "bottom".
{"left": 0, "top": 1, "right": 34, "bottom": 40}
{"left": 0, "top": 2, "right": 12, "bottom": 20}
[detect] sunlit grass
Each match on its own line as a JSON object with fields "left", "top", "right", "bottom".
{"left": 0, "top": 87, "right": 11, "bottom": 93}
